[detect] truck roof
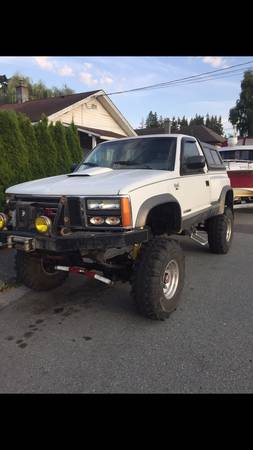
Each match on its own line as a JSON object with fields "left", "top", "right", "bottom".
{"left": 102, "top": 134, "right": 196, "bottom": 144}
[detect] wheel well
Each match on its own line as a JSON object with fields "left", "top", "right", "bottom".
{"left": 225, "top": 189, "right": 234, "bottom": 210}
{"left": 146, "top": 202, "right": 181, "bottom": 235}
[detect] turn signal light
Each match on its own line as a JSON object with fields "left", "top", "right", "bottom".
{"left": 35, "top": 216, "right": 52, "bottom": 233}
{"left": 0, "top": 213, "right": 8, "bottom": 230}
{"left": 121, "top": 198, "right": 132, "bottom": 227}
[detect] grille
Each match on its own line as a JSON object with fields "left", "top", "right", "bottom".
{"left": 14, "top": 196, "right": 83, "bottom": 230}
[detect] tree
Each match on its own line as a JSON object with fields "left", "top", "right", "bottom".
{"left": 17, "top": 113, "right": 45, "bottom": 179}
{"left": 34, "top": 115, "right": 58, "bottom": 177}
{"left": 65, "top": 122, "right": 83, "bottom": 164}
{"left": 0, "top": 136, "right": 12, "bottom": 209}
{"left": 229, "top": 70, "right": 253, "bottom": 136}
{"left": 158, "top": 115, "right": 164, "bottom": 127}
{"left": 0, "top": 110, "right": 31, "bottom": 184}
{"left": 0, "top": 72, "right": 75, "bottom": 104}
{"left": 180, "top": 116, "right": 188, "bottom": 128}
{"left": 50, "top": 121, "right": 72, "bottom": 174}
{"left": 145, "top": 111, "right": 159, "bottom": 128}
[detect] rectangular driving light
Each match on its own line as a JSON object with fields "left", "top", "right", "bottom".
{"left": 87, "top": 199, "right": 121, "bottom": 210}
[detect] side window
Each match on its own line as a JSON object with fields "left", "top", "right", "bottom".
{"left": 181, "top": 139, "right": 202, "bottom": 174}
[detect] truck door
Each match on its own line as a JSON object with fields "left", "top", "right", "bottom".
{"left": 176, "top": 137, "right": 211, "bottom": 216}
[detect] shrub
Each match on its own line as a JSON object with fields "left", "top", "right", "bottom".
{"left": 50, "top": 121, "right": 72, "bottom": 174}
{"left": 17, "top": 113, "right": 45, "bottom": 180}
{"left": 65, "top": 121, "right": 84, "bottom": 164}
{"left": 34, "top": 115, "right": 58, "bottom": 177}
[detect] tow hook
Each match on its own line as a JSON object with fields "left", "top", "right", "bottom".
{"left": 55, "top": 265, "right": 113, "bottom": 285}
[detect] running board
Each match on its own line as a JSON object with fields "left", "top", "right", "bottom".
{"left": 190, "top": 231, "right": 208, "bottom": 246}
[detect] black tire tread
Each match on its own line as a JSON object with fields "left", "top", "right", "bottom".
{"left": 131, "top": 236, "right": 185, "bottom": 320}
{"left": 207, "top": 208, "right": 233, "bottom": 254}
{"left": 15, "top": 251, "right": 68, "bottom": 291}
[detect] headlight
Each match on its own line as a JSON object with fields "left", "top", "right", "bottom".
{"left": 5, "top": 194, "right": 14, "bottom": 205}
{"left": 105, "top": 216, "right": 121, "bottom": 225}
{"left": 0, "top": 213, "right": 8, "bottom": 230}
{"left": 35, "top": 216, "right": 52, "bottom": 233}
{"left": 87, "top": 199, "right": 120, "bottom": 210}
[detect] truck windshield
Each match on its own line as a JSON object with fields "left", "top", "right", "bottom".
{"left": 77, "top": 137, "right": 177, "bottom": 171}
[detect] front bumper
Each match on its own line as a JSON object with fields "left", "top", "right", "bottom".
{"left": 0, "top": 228, "right": 150, "bottom": 253}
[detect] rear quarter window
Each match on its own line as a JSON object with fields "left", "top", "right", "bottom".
{"left": 201, "top": 144, "right": 225, "bottom": 170}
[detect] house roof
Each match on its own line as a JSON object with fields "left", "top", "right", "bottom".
{"left": 74, "top": 125, "right": 126, "bottom": 139}
{"left": 0, "top": 90, "right": 100, "bottom": 122}
{"left": 135, "top": 124, "right": 226, "bottom": 144}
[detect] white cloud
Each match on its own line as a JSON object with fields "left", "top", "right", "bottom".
{"left": 202, "top": 57, "right": 227, "bottom": 68}
{"left": 34, "top": 56, "right": 54, "bottom": 70}
{"left": 99, "top": 75, "right": 113, "bottom": 85}
{"left": 84, "top": 63, "right": 92, "bottom": 69}
{"left": 79, "top": 72, "right": 98, "bottom": 86}
{"left": 58, "top": 65, "right": 74, "bottom": 76}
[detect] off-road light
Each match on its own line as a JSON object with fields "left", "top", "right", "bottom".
{"left": 89, "top": 216, "right": 105, "bottom": 225}
{"left": 105, "top": 216, "right": 121, "bottom": 225}
{"left": 35, "top": 216, "right": 52, "bottom": 233}
{"left": 0, "top": 213, "right": 8, "bottom": 230}
{"left": 87, "top": 199, "right": 120, "bottom": 210}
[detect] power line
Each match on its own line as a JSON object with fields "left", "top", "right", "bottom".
{"left": 102, "top": 60, "right": 253, "bottom": 96}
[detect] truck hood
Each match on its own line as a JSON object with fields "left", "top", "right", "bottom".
{"left": 6, "top": 166, "right": 172, "bottom": 196}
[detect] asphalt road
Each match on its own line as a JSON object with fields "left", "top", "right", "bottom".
{"left": 0, "top": 206, "right": 252, "bottom": 393}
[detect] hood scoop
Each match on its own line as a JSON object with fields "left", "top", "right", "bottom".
{"left": 68, "top": 173, "right": 90, "bottom": 177}
{"left": 68, "top": 167, "right": 113, "bottom": 177}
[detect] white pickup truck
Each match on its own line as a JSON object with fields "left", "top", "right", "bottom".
{"left": 0, "top": 134, "right": 233, "bottom": 320}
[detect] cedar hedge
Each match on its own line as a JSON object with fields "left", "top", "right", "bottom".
{"left": 0, "top": 111, "right": 84, "bottom": 209}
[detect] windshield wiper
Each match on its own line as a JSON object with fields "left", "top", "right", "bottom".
{"left": 82, "top": 162, "right": 99, "bottom": 167}
{"left": 113, "top": 161, "right": 152, "bottom": 169}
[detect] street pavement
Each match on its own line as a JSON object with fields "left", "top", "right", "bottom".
{"left": 0, "top": 206, "right": 252, "bottom": 393}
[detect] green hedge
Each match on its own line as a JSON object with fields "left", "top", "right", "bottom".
{"left": 0, "top": 111, "right": 84, "bottom": 209}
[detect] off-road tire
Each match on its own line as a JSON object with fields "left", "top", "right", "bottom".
{"left": 207, "top": 207, "right": 233, "bottom": 254}
{"left": 15, "top": 251, "right": 68, "bottom": 291}
{"left": 131, "top": 236, "right": 185, "bottom": 320}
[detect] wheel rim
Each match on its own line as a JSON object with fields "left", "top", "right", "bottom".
{"left": 162, "top": 259, "right": 179, "bottom": 300}
{"left": 226, "top": 218, "right": 232, "bottom": 242}
{"left": 41, "top": 258, "right": 58, "bottom": 276}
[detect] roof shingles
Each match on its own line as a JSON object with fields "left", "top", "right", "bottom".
{"left": 0, "top": 90, "right": 100, "bottom": 122}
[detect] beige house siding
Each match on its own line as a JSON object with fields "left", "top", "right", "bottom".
{"left": 50, "top": 97, "right": 128, "bottom": 136}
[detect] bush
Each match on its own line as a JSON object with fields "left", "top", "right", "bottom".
{"left": 0, "top": 111, "right": 84, "bottom": 209}
{"left": 0, "top": 110, "right": 31, "bottom": 185}
{"left": 34, "top": 115, "right": 58, "bottom": 177}
{"left": 50, "top": 121, "right": 72, "bottom": 174}
{"left": 17, "top": 113, "right": 45, "bottom": 180}
{"left": 65, "top": 121, "right": 83, "bottom": 164}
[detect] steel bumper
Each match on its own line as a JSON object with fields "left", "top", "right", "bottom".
{"left": 0, "top": 229, "right": 149, "bottom": 253}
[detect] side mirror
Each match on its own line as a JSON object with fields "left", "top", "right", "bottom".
{"left": 186, "top": 155, "right": 206, "bottom": 170}
{"left": 71, "top": 163, "right": 78, "bottom": 172}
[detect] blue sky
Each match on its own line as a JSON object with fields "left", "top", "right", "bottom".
{"left": 0, "top": 56, "right": 252, "bottom": 135}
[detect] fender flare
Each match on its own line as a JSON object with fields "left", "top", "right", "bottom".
{"left": 135, "top": 194, "right": 182, "bottom": 229}
{"left": 217, "top": 186, "right": 234, "bottom": 214}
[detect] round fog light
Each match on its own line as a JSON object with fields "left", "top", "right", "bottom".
{"left": 35, "top": 216, "right": 52, "bottom": 233}
{"left": 105, "top": 216, "right": 121, "bottom": 225}
{"left": 0, "top": 213, "right": 8, "bottom": 230}
{"left": 90, "top": 216, "right": 105, "bottom": 225}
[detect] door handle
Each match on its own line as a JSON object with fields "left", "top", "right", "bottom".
{"left": 205, "top": 180, "right": 210, "bottom": 186}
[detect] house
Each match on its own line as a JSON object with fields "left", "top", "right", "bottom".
{"left": 136, "top": 123, "right": 226, "bottom": 147}
{"left": 0, "top": 82, "right": 136, "bottom": 155}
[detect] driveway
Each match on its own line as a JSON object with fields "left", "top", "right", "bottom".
{"left": 0, "top": 207, "right": 252, "bottom": 393}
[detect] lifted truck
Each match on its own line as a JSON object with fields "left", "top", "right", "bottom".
{"left": 0, "top": 134, "right": 234, "bottom": 320}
